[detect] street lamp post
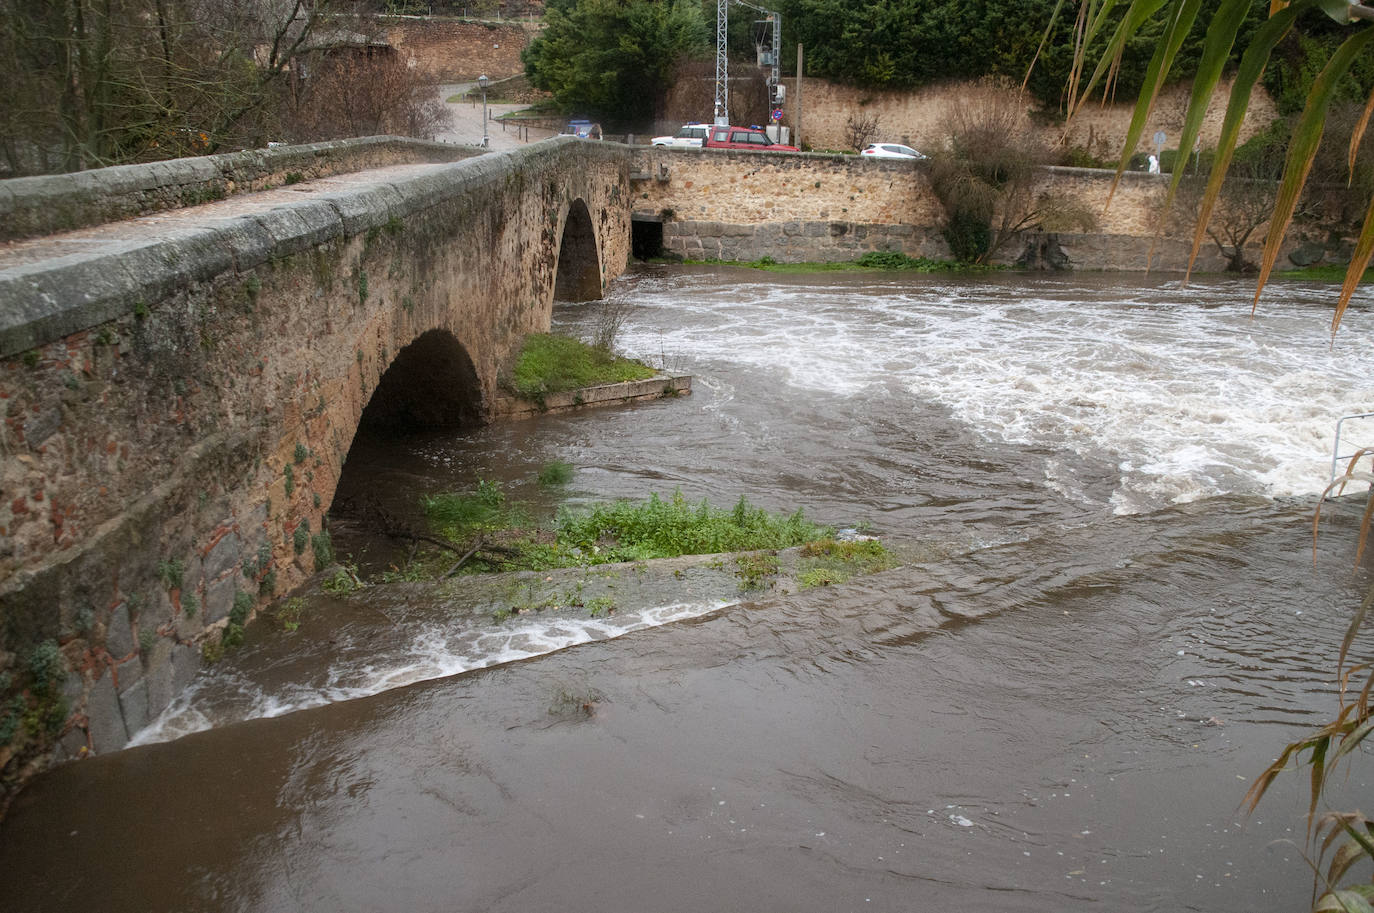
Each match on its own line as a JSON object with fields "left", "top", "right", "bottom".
{"left": 478, "top": 74, "right": 490, "bottom": 148}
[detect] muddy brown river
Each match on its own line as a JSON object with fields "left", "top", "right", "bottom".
{"left": 2, "top": 267, "right": 1373, "bottom": 911}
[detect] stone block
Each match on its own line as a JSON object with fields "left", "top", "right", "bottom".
{"left": 106, "top": 602, "right": 135, "bottom": 659}
{"left": 250, "top": 201, "right": 344, "bottom": 258}
{"left": 204, "top": 573, "right": 238, "bottom": 625}
{"left": 219, "top": 218, "right": 277, "bottom": 272}
{"left": 170, "top": 642, "right": 201, "bottom": 696}
{"left": 22, "top": 405, "right": 61, "bottom": 447}
{"left": 113, "top": 230, "right": 235, "bottom": 306}
{"left": 0, "top": 244, "right": 148, "bottom": 359}
{"left": 321, "top": 183, "right": 407, "bottom": 237}
{"left": 145, "top": 647, "right": 175, "bottom": 719}
{"left": 85, "top": 671, "right": 128, "bottom": 753}
{"left": 204, "top": 529, "right": 242, "bottom": 581}
{"left": 118, "top": 677, "right": 150, "bottom": 738}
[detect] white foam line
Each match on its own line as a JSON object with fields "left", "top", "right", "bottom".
{"left": 129, "top": 599, "right": 732, "bottom": 747}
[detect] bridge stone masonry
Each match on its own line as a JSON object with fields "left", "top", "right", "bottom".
{"left": 0, "top": 136, "right": 630, "bottom": 779}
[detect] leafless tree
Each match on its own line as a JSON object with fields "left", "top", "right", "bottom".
{"left": 282, "top": 48, "right": 451, "bottom": 142}
{"left": 927, "top": 78, "right": 1091, "bottom": 263}
{"left": 843, "top": 111, "right": 880, "bottom": 152}
{"left": 0, "top": 0, "right": 443, "bottom": 176}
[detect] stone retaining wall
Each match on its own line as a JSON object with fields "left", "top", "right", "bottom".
{"left": 633, "top": 147, "right": 1335, "bottom": 272}
{"left": 0, "top": 137, "right": 478, "bottom": 242}
{"left": 381, "top": 17, "right": 535, "bottom": 82}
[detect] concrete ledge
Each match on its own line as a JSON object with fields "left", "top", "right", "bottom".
{"left": 488, "top": 374, "right": 692, "bottom": 421}
{"left": 0, "top": 136, "right": 480, "bottom": 242}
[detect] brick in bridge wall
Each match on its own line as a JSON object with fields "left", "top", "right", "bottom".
{"left": 0, "top": 138, "right": 631, "bottom": 780}
{"left": 382, "top": 18, "right": 534, "bottom": 82}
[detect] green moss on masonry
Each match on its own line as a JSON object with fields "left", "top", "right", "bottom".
{"left": 311, "top": 530, "right": 335, "bottom": 566}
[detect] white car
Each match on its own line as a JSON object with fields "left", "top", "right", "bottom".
{"left": 652, "top": 124, "right": 709, "bottom": 147}
{"left": 861, "top": 143, "right": 927, "bottom": 160}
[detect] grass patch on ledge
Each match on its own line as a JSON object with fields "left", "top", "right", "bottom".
{"left": 674, "top": 252, "right": 1003, "bottom": 273}
{"left": 797, "top": 538, "right": 896, "bottom": 589}
{"left": 421, "top": 485, "right": 836, "bottom": 574}
{"left": 505, "top": 333, "right": 656, "bottom": 400}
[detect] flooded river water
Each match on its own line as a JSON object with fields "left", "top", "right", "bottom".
{"left": 3, "top": 267, "right": 1374, "bottom": 911}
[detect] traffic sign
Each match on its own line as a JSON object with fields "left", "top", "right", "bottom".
{"left": 771, "top": 108, "right": 784, "bottom": 121}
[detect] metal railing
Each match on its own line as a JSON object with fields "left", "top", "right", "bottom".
{"left": 1328, "top": 412, "right": 1374, "bottom": 496}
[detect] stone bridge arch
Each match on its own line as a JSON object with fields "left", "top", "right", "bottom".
{"left": 555, "top": 198, "right": 603, "bottom": 302}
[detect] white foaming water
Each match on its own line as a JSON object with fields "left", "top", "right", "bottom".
{"left": 615, "top": 273, "right": 1374, "bottom": 513}
{"left": 130, "top": 600, "right": 729, "bottom": 746}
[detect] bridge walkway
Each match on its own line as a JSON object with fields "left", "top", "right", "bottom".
{"left": 0, "top": 162, "right": 458, "bottom": 273}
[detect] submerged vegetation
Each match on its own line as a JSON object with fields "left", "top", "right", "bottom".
{"left": 797, "top": 538, "right": 896, "bottom": 588}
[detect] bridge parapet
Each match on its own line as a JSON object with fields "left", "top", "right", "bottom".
{"left": 0, "top": 136, "right": 479, "bottom": 243}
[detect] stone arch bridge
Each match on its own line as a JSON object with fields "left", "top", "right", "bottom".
{"left": 0, "top": 136, "right": 636, "bottom": 759}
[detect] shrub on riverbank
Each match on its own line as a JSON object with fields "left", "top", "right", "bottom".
{"left": 505, "top": 333, "right": 655, "bottom": 400}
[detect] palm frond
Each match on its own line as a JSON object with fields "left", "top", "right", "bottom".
{"left": 1103, "top": 0, "right": 1204, "bottom": 209}
{"left": 1184, "top": 3, "right": 1307, "bottom": 280}
{"left": 1151, "top": 0, "right": 1255, "bottom": 268}
{"left": 1253, "top": 25, "right": 1374, "bottom": 312}
{"left": 1334, "top": 196, "right": 1374, "bottom": 333}
{"left": 1068, "top": 0, "right": 1167, "bottom": 122}
{"left": 1348, "top": 85, "right": 1374, "bottom": 180}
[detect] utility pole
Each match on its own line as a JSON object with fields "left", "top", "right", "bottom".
{"left": 714, "top": 0, "right": 782, "bottom": 128}
{"left": 714, "top": 0, "right": 729, "bottom": 125}
{"left": 795, "top": 43, "right": 803, "bottom": 151}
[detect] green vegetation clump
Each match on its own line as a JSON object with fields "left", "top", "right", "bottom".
{"left": 538, "top": 460, "right": 575, "bottom": 487}
{"left": 311, "top": 531, "right": 334, "bottom": 566}
{"left": 156, "top": 557, "right": 185, "bottom": 591}
{"left": 424, "top": 480, "right": 526, "bottom": 541}
{"left": 321, "top": 566, "right": 362, "bottom": 595}
{"left": 506, "top": 333, "right": 655, "bottom": 400}
{"left": 273, "top": 597, "right": 306, "bottom": 632}
{"left": 556, "top": 492, "right": 830, "bottom": 564}
{"left": 417, "top": 483, "right": 832, "bottom": 576}
{"left": 216, "top": 590, "right": 253, "bottom": 652}
{"left": 798, "top": 538, "right": 896, "bottom": 589}
{"left": 735, "top": 552, "right": 780, "bottom": 591}
{"left": 27, "top": 641, "right": 64, "bottom": 694}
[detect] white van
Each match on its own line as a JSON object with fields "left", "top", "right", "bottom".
{"left": 651, "top": 124, "right": 709, "bottom": 147}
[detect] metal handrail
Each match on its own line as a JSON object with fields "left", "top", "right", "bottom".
{"left": 1329, "top": 412, "right": 1374, "bottom": 494}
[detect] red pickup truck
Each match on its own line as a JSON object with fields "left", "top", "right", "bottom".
{"left": 702, "top": 125, "right": 799, "bottom": 152}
